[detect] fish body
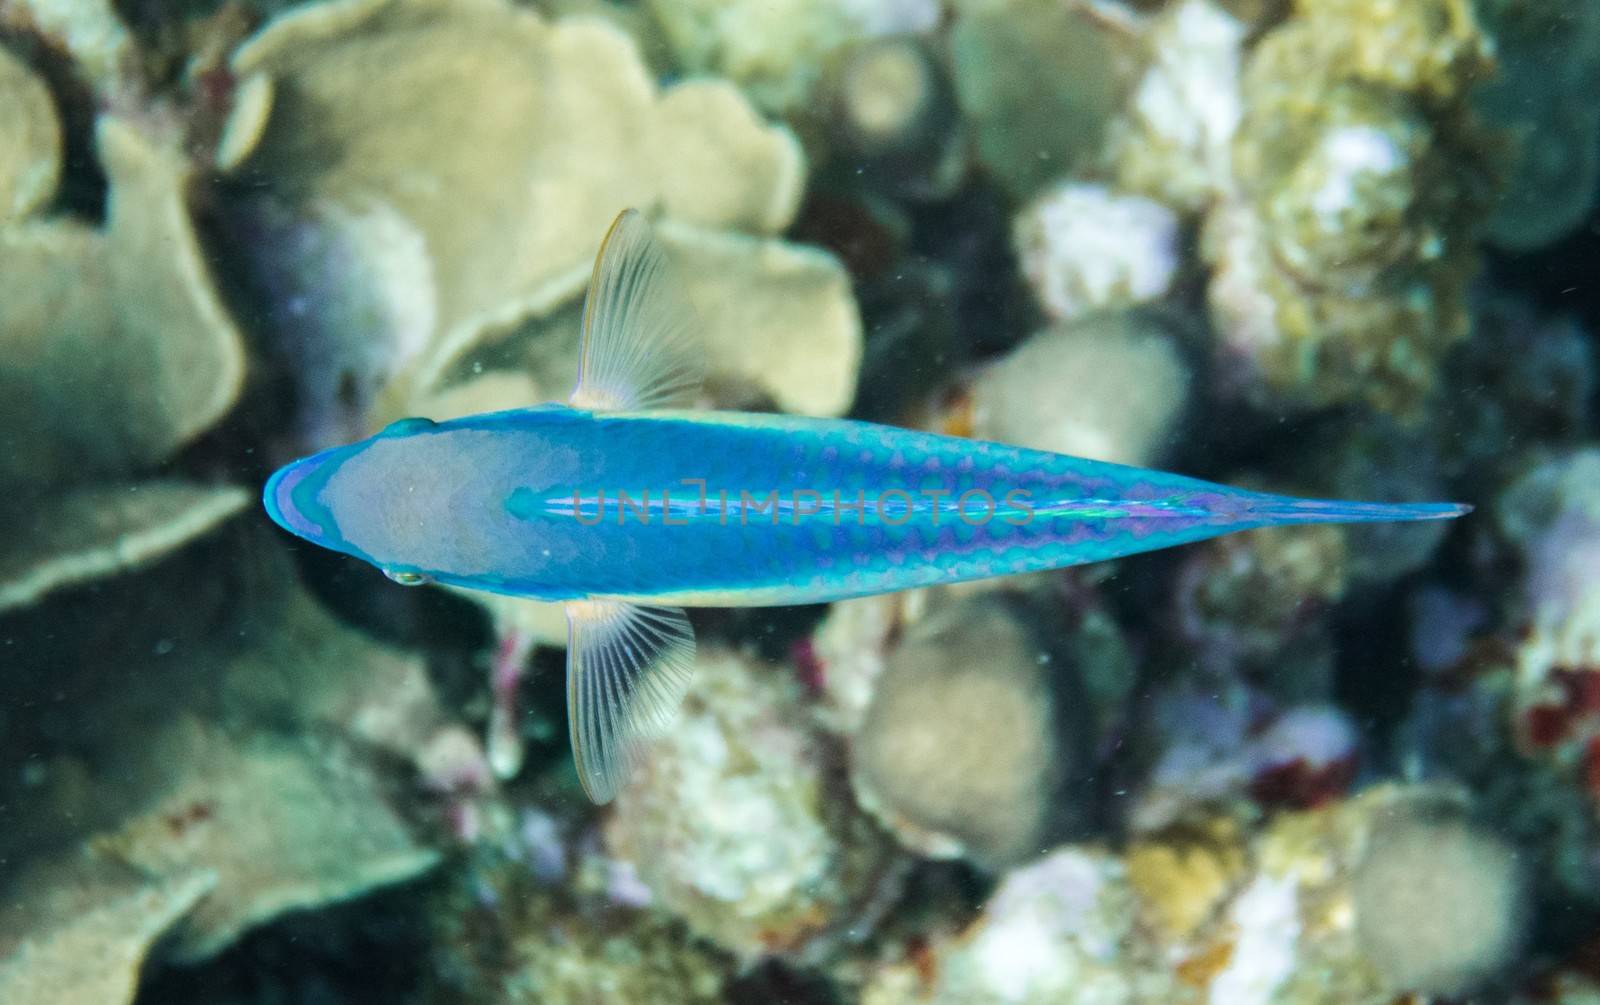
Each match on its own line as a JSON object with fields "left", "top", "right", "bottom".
{"left": 267, "top": 405, "right": 1463, "bottom": 608}
{"left": 263, "top": 209, "right": 1469, "bottom": 803}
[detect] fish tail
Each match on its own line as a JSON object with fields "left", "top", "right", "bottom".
{"left": 1239, "top": 495, "right": 1472, "bottom": 526}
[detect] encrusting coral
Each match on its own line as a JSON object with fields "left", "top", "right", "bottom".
{"left": 604, "top": 646, "right": 902, "bottom": 962}
{"left": 1202, "top": 0, "right": 1501, "bottom": 418}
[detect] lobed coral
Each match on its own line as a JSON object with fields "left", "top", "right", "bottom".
{"left": 0, "top": 48, "right": 249, "bottom": 612}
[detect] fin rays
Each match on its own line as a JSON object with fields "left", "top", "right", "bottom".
{"left": 564, "top": 600, "right": 696, "bottom": 803}
{"left": 571, "top": 209, "right": 703, "bottom": 412}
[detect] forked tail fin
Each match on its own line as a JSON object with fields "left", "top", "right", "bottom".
{"left": 1240, "top": 495, "right": 1472, "bottom": 526}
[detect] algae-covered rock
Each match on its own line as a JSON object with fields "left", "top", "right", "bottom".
{"left": 1203, "top": 0, "right": 1499, "bottom": 418}
{"left": 1496, "top": 450, "right": 1600, "bottom": 808}
{"left": 1499, "top": 450, "right": 1600, "bottom": 679}
{"left": 605, "top": 647, "right": 901, "bottom": 961}
{"left": 220, "top": 0, "right": 825, "bottom": 445}
{"left": 1172, "top": 522, "right": 1348, "bottom": 668}
{"left": 0, "top": 858, "right": 214, "bottom": 1005}
{"left": 949, "top": 0, "right": 1142, "bottom": 199}
{"left": 0, "top": 44, "right": 60, "bottom": 223}
{"left": 0, "top": 482, "right": 249, "bottom": 613}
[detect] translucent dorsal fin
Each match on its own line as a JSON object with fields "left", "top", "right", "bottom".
{"left": 563, "top": 600, "right": 696, "bottom": 803}
{"left": 570, "top": 209, "right": 703, "bottom": 412}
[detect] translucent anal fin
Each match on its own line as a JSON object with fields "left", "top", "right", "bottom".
{"left": 570, "top": 209, "right": 703, "bottom": 412}
{"left": 563, "top": 600, "right": 696, "bottom": 803}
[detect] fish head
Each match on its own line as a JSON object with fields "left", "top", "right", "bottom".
{"left": 262, "top": 414, "right": 569, "bottom": 592}
{"left": 265, "top": 430, "right": 453, "bottom": 586}
{"left": 263, "top": 444, "right": 352, "bottom": 556}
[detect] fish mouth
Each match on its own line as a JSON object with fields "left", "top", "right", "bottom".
{"left": 263, "top": 454, "right": 329, "bottom": 540}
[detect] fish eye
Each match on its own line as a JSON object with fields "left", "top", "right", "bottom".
{"left": 384, "top": 569, "right": 432, "bottom": 586}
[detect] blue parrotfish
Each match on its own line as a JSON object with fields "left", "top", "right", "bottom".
{"left": 264, "top": 209, "right": 1469, "bottom": 803}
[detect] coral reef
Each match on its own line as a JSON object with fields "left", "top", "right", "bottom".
{"left": 643, "top": 0, "right": 940, "bottom": 116}
{"left": 0, "top": 47, "right": 248, "bottom": 611}
{"left": 0, "top": 0, "right": 1586, "bottom": 997}
{"left": 421, "top": 839, "right": 732, "bottom": 1004}
{"left": 0, "top": 861, "right": 212, "bottom": 1005}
